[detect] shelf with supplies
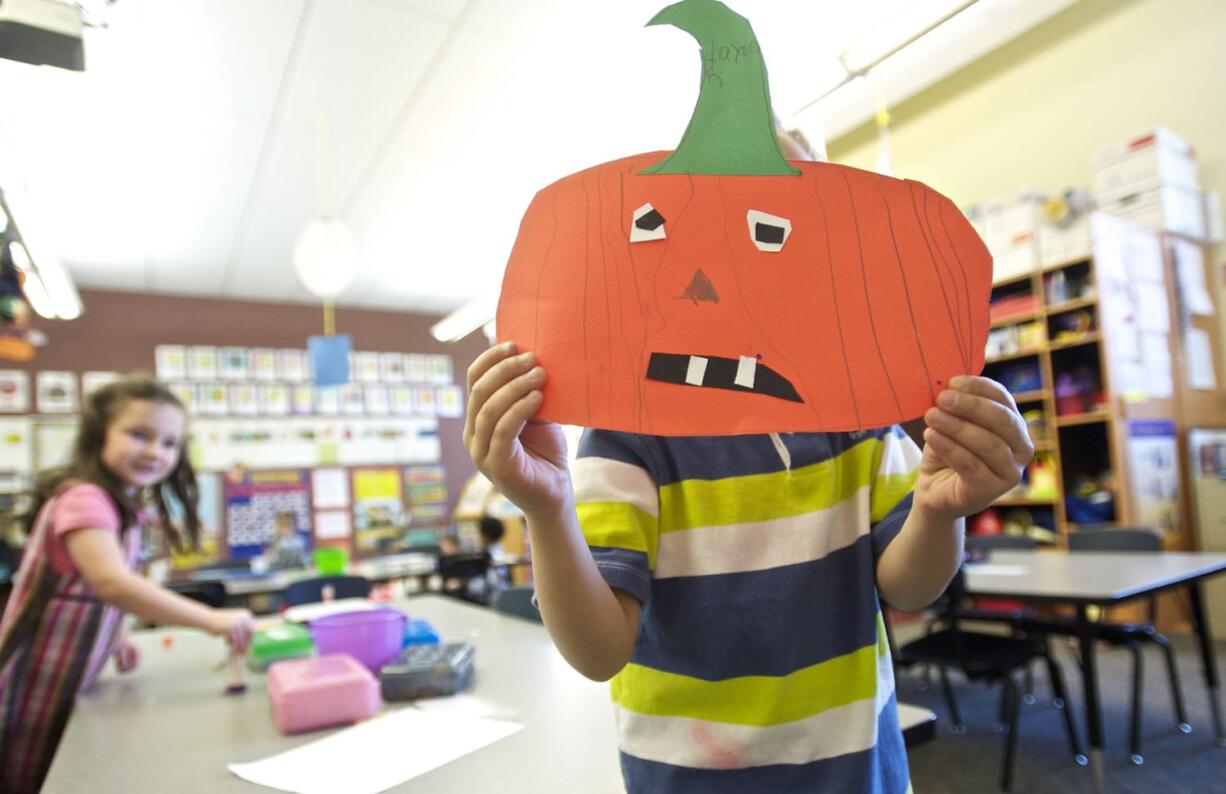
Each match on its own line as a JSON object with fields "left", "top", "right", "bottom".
{"left": 975, "top": 213, "right": 1221, "bottom": 553}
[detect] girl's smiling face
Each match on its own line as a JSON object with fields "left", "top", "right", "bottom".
{"left": 100, "top": 399, "right": 185, "bottom": 490}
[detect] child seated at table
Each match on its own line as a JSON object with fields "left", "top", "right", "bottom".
{"left": 261, "top": 511, "right": 310, "bottom": 571}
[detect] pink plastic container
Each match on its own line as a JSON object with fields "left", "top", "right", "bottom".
{"left": 266, "top": 654, "right": 381, "bottom": 734}
{"left": 309, "top": 609, "right": 407, "bottom": 673}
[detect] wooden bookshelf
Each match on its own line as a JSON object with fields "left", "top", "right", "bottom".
{"left": 977, "top": 213, "right": 1222, "bottom": 553}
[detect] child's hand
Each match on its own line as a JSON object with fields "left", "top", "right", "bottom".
{"left": 465, "top": 342, "right": 572, "bottom": 518}
{"left": 915, "top": 376, "right": 1034, "bottom": 523}
{"left": 114, "top": 637, "right": 140, "bottom": 673}
{"left": 208, "top": 608, "right": 255, "bottom": 653}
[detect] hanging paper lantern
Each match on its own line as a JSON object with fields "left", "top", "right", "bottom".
{"left": 293, "top": 216, "right": 358, "bottom": 299}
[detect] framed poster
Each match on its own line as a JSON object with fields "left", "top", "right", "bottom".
{"left": 187, "top": 346, "right": 218, "bottom": 380}
{"left": 351, "top": 467, "right": 404, "bottom": 553}
{"left": 219, "top": 347, "right": 250, "bottom": 380}
{"left": 155, "top": 345, "right": 187, "bottom": 380}
{"left": 36, "top": 371, "right": 78, "bottom": 413}
{"left": 0, "top": 370, "right": 31, "bottom": 413}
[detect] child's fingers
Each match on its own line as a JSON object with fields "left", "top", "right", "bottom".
{"left": 467, "top": 364, "right": 546, "bottom": 467}
{"left": 466, "top": 350, "right": 535, "bottom": 450}
{"left": 487, "top": 389, "right": 545, "bottom": 466}
{"left": 924, "top": 406, "right": 1023, "bottom": 483}
{"left": 949, "top": 375, "right": 1018, "bottom": 411}
{"left": 924, "top": 428, "right": 1010, "bottom": 495}
{"left": 933, "top": 388, "right": 1032, "bottom": 460}
{"left": 464, "top": 343, "right": 518, "bottom": 444}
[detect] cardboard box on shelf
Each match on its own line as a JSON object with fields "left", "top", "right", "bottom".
{"left": 1039, "top": 214, "right": 1092, "bottom": 268}
{"left": 1093, "top": 127, "right": 1199, "bottom": 203}
{"left": 1101, "top": 184, "right": 1206, "bottom": 240}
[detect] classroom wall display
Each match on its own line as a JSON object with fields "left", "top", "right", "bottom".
{"left": 1127, "top": 419, "right": 1181, "bottom": 534}
{"left": 0, "top": 370, "right": 30, "bottom": 413}
{"left": 314, "top": 509, "right": 352, "bottom": 541}
{"left": 155, "top": 345, "right": 187, "bottom": 380}
{"left": 187, "top": 346, "right": 218, "bottom": 379}
{"left": 198, "top": 383, "right": 228, "bottom": 415}
{"left": 34, "top": 419, "right": 77, "bottom": 470}
{"left": 292, "top": 385, "right": 314, "bottom": 415}
{"left": 340, "top": 383, "right": 365, "bottom": 416}
{"left": 379, "top": 353, "right": 404, "bottom": 383}
{"left": 250, "top": 348, "right": 278, "bottom": 380}
{"left": 351, "top": 467, "right": 405, "bottom": 553}
{"left": 219, "top": 347, "right": 250, "bottom": 380}
{"left": 435, "top": 385, "right": 464, "bottom": 418}
{"left": 311, "top": 467, "right": 350, "bottom": 509}
{"left": 230, "top": 383, "right": 259, "bottom": 416}
{"left": 279, "top": 349, "right": 310, "bottom": 382}
{"left": 355, "top": 352, "right": 380, "bottom": 383}
{"left": 82, "top": 371, "right": 119, "bottom": 397}
{"left": 0, "top": 417, "right": 33, "bottom": 473}
{"left": 364, "top": 385, "right": 389, "bottom": 415}
{"left": 188, "top": 417, "right": 441, "bottom": 471}
{"left": 260, "top": 384, "right": 291, "bottom": 416}
{"left": 223, "top": 468, "right": 312, "bottom": 559}
{"left": 316, "top": 387, "right": 340, "bottom": 415}
{"left": 405, "top": 465, "right": 448, "bottom": 525}
{"left": 168, "top": 471, "right": 224, "bottom": 569}
{"left": 36, "top": 371, "right": 78, "bottom": 413}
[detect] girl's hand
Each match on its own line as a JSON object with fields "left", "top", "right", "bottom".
{"left": 915, "top": 376, "right": 1034, "bottom": 523}
{"left": 114, "top": 637, "right": 140, "bottom": 673}
{"left": 465, "top": 343, "right": 573, "bottom": 519}
{"left": 208, "top": 608, "right": 255, "bottom": 653}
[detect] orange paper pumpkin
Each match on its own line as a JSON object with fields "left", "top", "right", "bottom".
{"left": 496, "top": 0, "right": 991, "bottom": 436}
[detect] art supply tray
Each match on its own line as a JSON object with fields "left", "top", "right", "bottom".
{"left": 380, "top": 642, "right": 475, "bottom": 701}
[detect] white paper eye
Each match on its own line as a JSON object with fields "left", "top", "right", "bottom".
{"left": 630, "top": 203, "right": 666, "bottom": 243}
{"left": 747, "top": 210, "right": 791, "bottom": 252}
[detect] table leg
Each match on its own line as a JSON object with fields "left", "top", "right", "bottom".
{"left": 1187, "top": 583, "right": 1226, "bottom": 746}
{"left": 1076, "top": 605, "right": 1107, "bottom": 794}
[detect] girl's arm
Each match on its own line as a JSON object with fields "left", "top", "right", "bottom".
{"left": 65, "top": 528, "right": 255, "bottom": 649}
{"left": 465, "top": 343, "right": 639, "bottom": 681}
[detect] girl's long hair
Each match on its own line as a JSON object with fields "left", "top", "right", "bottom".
{"left": 25, "top": 375, "right": 201, "bottom": 551}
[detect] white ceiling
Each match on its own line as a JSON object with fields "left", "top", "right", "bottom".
{"left": 0, "top": 0, "right": 1051, "bottom": 316}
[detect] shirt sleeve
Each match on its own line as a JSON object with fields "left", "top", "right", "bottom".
{"left": 47, "top": 483, "right": 122, "bottom": 575}
{"left": 573, "top": 429, "right": 660, "bottom": 606}
{"left": 869, "top": 425, "right": 922, "bottom": 561}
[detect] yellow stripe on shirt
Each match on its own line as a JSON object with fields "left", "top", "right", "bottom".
{"left": 610, "top": 640, "right": 880, "bottom": 727}
{"left": 576, "top": 501, "right": 659, "bottom": 568}
{"left": 658, "top": 439, "right": 883, "bottom": 533}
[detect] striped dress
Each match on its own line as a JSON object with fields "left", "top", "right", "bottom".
{"left": 0, "top": 484, "right": 140, "bottom": 794}
{"left": 574, "top": 427, "right": 920, "bottom": 793}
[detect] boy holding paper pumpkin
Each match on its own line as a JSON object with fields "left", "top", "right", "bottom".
{"left": 466, "top": 1, "right": 1032, "bottom": 790}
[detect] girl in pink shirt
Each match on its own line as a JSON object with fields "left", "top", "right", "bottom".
{"left": 0, "top": 376, "right": 256, "bottom": 793}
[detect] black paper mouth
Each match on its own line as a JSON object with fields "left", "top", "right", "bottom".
{"left": 645, "top": 352, "right": 803, "bottom": 403}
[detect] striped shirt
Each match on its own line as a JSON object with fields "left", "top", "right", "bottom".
{"left": 575, "top": 426, "right": 920, "bottom": 793}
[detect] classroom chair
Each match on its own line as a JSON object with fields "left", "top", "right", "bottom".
{"left": 898, "top": 568, "right": 1083, "bottom": 792}
{"left": 282, "top": 575, "right": 371, "bottom": 607}
{"left": 438, "top": 552, "right": 491, "bottom": 605}
{"left": 493, "top": 586, "right": 542, "bottom": 623}
{"left": 166, "top": 580, "right": 226, "bottom": 608}
{"left": 1056, "top": 525, "right": 1189, "bottom": 764}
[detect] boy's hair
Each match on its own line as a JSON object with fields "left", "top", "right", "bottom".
{"left": 25, "top": 374, "right": 201, "bottom": 552}
{"left": 478, "top": 515, "right": 505, "bottom": 545}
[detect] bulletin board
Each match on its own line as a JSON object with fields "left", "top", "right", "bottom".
{"left": 223, "top": 469, "right": 312, "bottom": 559}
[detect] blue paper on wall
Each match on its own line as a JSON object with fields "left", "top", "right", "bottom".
{"left": 309, "top": 334, "right": 351, "bottom": 387}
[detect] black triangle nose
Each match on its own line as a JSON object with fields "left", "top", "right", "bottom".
{"left": 681, "top": 269, "right": 719, "bottom": 305}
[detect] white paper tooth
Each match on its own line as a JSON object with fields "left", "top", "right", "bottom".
{"left": 735, "top": 356, "right": 757, "bottom": 388}
{"left": 685, "top": 356, "right": 709, "bottom": 386}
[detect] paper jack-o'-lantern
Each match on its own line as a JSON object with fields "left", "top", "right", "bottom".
{"left": 497, "top": 0, "right": 991, "bottom": 436}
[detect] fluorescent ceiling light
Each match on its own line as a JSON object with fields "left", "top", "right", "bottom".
{"left": 430, "top": 290, "right": 498, "bottom": 343}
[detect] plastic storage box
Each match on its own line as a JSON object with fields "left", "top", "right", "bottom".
{"left": 266, "top": 654, "right": 381, "bottom": 734}
{"left": 309, "top": 609, "right": 407, "bottom": 673}
{"left": 380, "top": 642, "right": 475, "bottom": 701}
{"left": 247, "top": 623, "right": 315, "bottom": 672}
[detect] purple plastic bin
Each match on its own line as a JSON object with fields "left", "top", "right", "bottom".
{"left": 309, "top": 609, "right": 407, "bottom": 673}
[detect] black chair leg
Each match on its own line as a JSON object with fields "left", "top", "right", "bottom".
{"left": 938, "top": 667, "right": 966, "bottom": 733}
{"left": 1001, "top": 674, "right": 1022, "bottom": 792}
{"left": 1129, "top": 640, "right": 1145, "bottom": 765}
{"left": 1044, "top": 650, "right": 1086, "bottom": 765}
{"left": 1151, "top": 633, "right": 1192, "bottom": 733}
{"left": 1023, "top": 661, "right": 1037, "bottom": 705}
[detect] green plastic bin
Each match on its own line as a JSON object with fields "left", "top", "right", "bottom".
{"left": 247, "top": 623, "right": 316, "bottom": 672}
{"left": 313, "top": 547, "right": 348, "bottom": 575}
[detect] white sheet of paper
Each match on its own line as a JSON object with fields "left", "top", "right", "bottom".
{"left": 1135, "top": 284, "right": 1170, "bottom": 333}
{"left": 1186, "top": 328, "right": 1219, "bottom": 390}
{"left": 1174, "top": 238, "right": 1215, "bottom": 316}
{"left": 311, "top": 467, "right": 350, "bottom": 509}
{"left": 228, "top": 709, "right": 521, "bottom": 794}
{"left": 412, "top": 694, "right": 500, "bottom": 720}
{"left": 965, "top": 564, "right": 1028, "bottom": 576}
{"left": 1140, "top": 333, "right": 1174, "bottom": 398}
{"left": 313, "top": 510, "right": 352, "bottom": 540}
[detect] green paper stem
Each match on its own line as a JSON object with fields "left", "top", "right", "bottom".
{"left": 643, "top": 0, "right": 798, "bottom": 176}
